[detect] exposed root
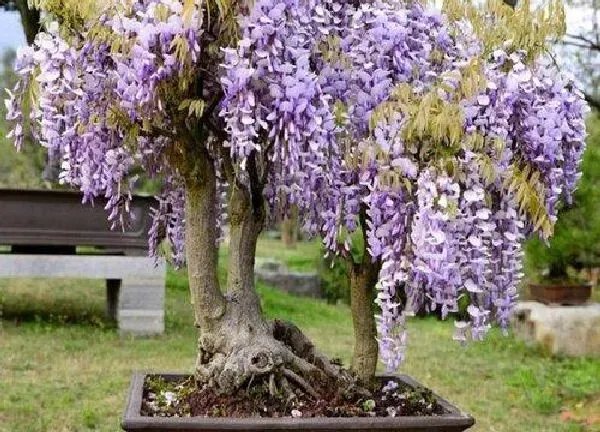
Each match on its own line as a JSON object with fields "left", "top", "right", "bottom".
{"left": 280, "top": 376, "right": 294, "bottom": 401}
{"left": 273, "top": 319, "right": 343, "bottom": 378}
{"left": 268, "top": 373, "right": 276, "bottom": 397}
{"left": 283, "top": 349, "right": 319, "bottom": 375}
{"left": 282, "top": 368, "right": 320, "bottom": 399}
{"left": 246, "top": 374, "right": 255, "bottom": 393}
{"left": 195, "top": 312, "right": 364, "bottom": 403}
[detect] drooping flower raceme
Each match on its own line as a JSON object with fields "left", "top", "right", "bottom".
{"left": 5, "top": 1, "right": 205, "bottom": 263}
{"left": 220, "top": 0, "right": 588, "bottom": 371}
{"left": 5, "top": 0, "right": 588, "bottom": 372}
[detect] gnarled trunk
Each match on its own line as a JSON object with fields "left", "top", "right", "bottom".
{"left": 186, "top": 159, "right": 348, "bottom": 398}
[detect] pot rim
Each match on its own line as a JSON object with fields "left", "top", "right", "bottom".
{"left": 122, "top": 372, "right": 475, "bottom": 430}
{"left": 528, "top": 282, "right": 593, "bottom": 288}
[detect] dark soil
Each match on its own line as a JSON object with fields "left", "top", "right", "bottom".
{"left": 141, "top": 374, "right": 444, "bottom": 419}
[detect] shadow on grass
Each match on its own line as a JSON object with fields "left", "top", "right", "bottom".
{"left": 0, "top": 279, "right": 113, "bottom": 328}
{"left": 0, "top": 302, "right": 112, "bottom": 327}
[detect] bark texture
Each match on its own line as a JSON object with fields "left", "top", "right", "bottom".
{"left": 15, "top": 0, "right": 41, "bottom": 45}
{"left": 185, "top": 160, "right": 226, "bottom": 330}
{"left": 349, "top": 206, "right": 381, "bottom": 385}
{"left": 349, "top": 251, "right": 380, "bottom": 384}
{"left": 186, "top": 153, "right": 349, "bottom": 398}
{"left": 226, "top": 185, "right": 264, "bottom": 317}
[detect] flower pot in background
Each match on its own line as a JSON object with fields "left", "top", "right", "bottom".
{"left": 529, "top": 283, "right": 592, "bottom": 305}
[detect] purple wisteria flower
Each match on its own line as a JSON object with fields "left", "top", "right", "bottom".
{"left": 4, "top": 0, "right": 589, "bottom": 373}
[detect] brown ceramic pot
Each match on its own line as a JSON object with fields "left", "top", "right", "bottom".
{"left": 529, "top": 283, "right": 592, "bottom": 305}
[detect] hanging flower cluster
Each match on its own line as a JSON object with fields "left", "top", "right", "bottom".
{"left": 220, "top": 0, "right": 588, "bottom": 370}
{"left": 5, "top": 0, "right": 588, "bottom": 372}
{"left": 5, "top": 0, "right": 204, "bottom": 262}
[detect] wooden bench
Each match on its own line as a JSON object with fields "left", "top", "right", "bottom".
{"left": 0, "top": 189, "right": 165, "bottom": 335}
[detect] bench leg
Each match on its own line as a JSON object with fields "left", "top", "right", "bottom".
{"left": 117, "top": 277, "right": 165, "bottom": 336}
{"left": 106, "top": 279, "right": 121, "bottom": 322}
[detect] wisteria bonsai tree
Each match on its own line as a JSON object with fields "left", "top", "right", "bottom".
{"left": 5, "top": 0, "right": 588, "bottom": 407}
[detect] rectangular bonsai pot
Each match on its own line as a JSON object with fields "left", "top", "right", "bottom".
{"left": 529, "top": 283, "right": 592, "bottom": 305}
{"left": 122, "top": 373, "right": 475, "bottom": 432}
{"left": 0, "top": 188, "right": 156, "bottom": 253}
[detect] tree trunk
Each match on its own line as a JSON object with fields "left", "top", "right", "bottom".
{"left": 186, "top": 164, "right": 348, "bottom": 397}
{"left": 349, "top": 253, "right": 380, "bottom": 385}
{"left": 15, "top": 0, "right": 41, "bottom": 45}
{"left": 226, "top": 185, "right": 264, "bottom": 319}
{"left": 184, "top": 166, "right": 227, "bottom": 331}
{"left": 281, "top": 205, "right": 298, "bottom": 249}
{"left": 349, "top": 205, "right": 381, "bottom": 385}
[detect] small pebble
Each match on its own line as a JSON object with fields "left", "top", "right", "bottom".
{"left": 163, "top": 391, "right": 177, "bottom": 406}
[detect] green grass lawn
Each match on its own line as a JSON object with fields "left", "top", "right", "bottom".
{"left": 1, "top": 240, "right": 599, "bottom": 432}
{"left": 254, "top": 237, "right": 322, "bottom": 272}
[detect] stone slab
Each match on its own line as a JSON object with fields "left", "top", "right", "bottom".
{"left": 0, "top": 254, "right": 165, "bottom": 279}
{"left": 255, "top": 260, "right": 322, "bottom": 298}
{"left": 512, "top": 301, "right": 600, "bottom": 356}
{"left": 117, "top": 309, "right": 165, "bottom": 336}
{"left": 119, "top": 278, "right": 166, "bottom": 310}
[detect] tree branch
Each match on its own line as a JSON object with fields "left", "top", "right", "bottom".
{"left": 564, "top": 34, "right": 600, "bottom": 51}
{"left": 200, "top": 95, "right": 223, "bottom": 123}
{"left": 219, "top": 144, "right": 235, "bottom": 184}
{"left": 561, "top": 40, "right": 600, "bottom": 50}
{"left": 137, "top": 124, "right": 177, "bottom": 140}
{"left": 260, "top": 155, "right": 272, "bottom": 185}
{"left": 205, "top": 119, "right": 228, "bottom": 141}
{"left": 247, "top": 150, "right": 265, "bottom": 217}
{"left": 259, "top": 139, "right": 276, "bottom": 185}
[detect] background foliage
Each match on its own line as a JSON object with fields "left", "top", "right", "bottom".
{"left": 0, "top": 49, "right": 46, "bottom": 189}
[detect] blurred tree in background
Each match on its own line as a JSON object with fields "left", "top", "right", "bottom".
{"left": 563, "top": 0, "right": 600, "bottom": 109}
{"left": 0, "top": 48, "right": 47, "bottom": 188}
{"left": 0, "top": 0, "right": 41, "bottom": 44}
{"left": 0, "top": 0, "right": 54, "bottom": 187}
{"left": 0, "top": 1, "right": 161, "bottom": 193}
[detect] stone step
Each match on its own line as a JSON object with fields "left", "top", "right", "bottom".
{"left": 512, "top": 301, "right": 600, "bottom": 357}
